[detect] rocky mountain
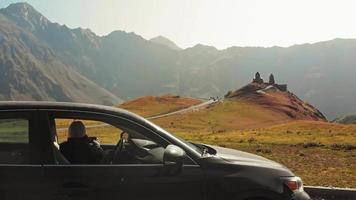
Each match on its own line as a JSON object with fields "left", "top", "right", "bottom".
{"left": 1, "top": 2, "right": 356, "bottom": 118}
{"left": 332, "top": 115, "right": 356, "bottom": 124}
{"left": 0, "top": 4, "right": 121, "bottom": 104}
{"left": 150, "top": 36, "right": 181, "bottom": 50}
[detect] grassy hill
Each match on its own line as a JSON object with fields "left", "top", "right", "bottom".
{"left": 118, "top": 95, "right": 202, "bottom": 117}
{"left": 152, "top": 83, "right": 326, "bottom": 133}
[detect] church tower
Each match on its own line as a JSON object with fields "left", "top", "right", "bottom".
{"left": 269, "top": 73, "right": 275, "bottom": 85}
{"left": 252, "top": 72, "right": 264, "bottom": 84}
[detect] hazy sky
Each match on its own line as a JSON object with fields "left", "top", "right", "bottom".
{"left": 1, "top": 0, "right": 356, "bottom": 49}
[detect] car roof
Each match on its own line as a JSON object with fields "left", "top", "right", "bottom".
{"left": 0, "top": 101, "right": 134, "bottom": 117}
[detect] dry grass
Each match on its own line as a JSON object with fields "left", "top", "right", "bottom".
{"left": 152, "top": 100, "right": 293, "bottom": 132}
{"left": 117, "top": 95, "right": 202, "bottom": 117}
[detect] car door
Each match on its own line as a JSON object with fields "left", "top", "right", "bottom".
{"left": 0, "top": 110, "right": 45, "bottom": 200}
{"left": 41, "top": 110, "right": 205, "bottom": 200}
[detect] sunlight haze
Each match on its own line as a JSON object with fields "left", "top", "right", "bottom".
{"left": 1, "top": 0, "right": 356, "bottom": 49}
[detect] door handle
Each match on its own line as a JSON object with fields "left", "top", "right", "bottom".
{"left": 62, "top": 182, "right": 88, "bottom": 189}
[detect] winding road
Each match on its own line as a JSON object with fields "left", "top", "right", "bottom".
{"left": 58, "top": 99, "right": 218, "bottom": 131}
{"left": 147, "top": 99, "right": 217, "bottom": 120}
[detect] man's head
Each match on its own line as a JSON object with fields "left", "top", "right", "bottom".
{"left": 68, "top": 121, "right": 86, "bottom": 138}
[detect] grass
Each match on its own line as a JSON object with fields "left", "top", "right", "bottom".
{"left": 152, "top": 100, "right": 293, "bottom": 132}
{"left": 117, "top": 95, "right": 202, "bottom": 117}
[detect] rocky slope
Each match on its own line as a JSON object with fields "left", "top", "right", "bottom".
{"left": 0, "top": 3, "right": 122, "bottom": 104}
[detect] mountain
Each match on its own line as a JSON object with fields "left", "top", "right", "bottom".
{"left": 332, "top": 115, "right": 356, "bottom": 124}
{"left": 150, "top": 36, "right": 181, "bottom": 50}
{"left": 0, "top": 3, "right": 122, "bottom": 104}
{"left": 1, "top": 3, "right": 356, "bottom": 119}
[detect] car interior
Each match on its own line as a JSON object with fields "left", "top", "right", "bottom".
{"left": 48, "top": 117, "right": 166, "bottom": 165}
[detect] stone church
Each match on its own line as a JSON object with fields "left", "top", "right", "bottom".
{"left": 252, "top": 72, "right": 287, "bottom": 92}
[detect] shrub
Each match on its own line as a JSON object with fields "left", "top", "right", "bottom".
{"left": 330, "top": 143, "right": 356, "bottom": 151}
{"left": 256, "top": 148, "right": 272, "bottom": 153}
{"left": 303, "top": 142, "right": 324, "bottom": 148}
{"left": 248, "top": 137, "right": 257, "bottom": 143}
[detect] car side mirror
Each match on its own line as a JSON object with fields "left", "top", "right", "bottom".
{"left": 163, "top": 145, "right": 185, "bottom": 174}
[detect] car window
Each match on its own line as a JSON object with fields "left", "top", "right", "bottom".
{"left": 0, "top": 119, "right": 30, "bottom": 164}
{"left": 56, "top": 119, "right": 121, "bottom": 145}
{"left": 53, "top": 118, "right": 166, "bottom": 165}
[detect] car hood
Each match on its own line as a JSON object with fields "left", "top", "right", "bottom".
{"left": 206, "top": 145, "right": 290, "bottom": 170}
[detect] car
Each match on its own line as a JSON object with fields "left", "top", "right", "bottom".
{"left": 0, "top": 101, "right": 310, "bottom": 200}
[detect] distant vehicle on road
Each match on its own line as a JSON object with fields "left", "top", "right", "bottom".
{"left": 0, "top": 101, "right": 310, "bottom": 200}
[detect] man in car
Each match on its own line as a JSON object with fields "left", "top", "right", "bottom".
{"left": 60, "top": 121, "right": 104, "bottom": 164}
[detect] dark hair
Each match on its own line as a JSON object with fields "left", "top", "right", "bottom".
{"left": 68, "top": 121, "right": 86, "bottom": 138}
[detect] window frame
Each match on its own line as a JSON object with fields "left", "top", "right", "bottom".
{"left": 41, "top": 109, "right": 198, "bottom": 166}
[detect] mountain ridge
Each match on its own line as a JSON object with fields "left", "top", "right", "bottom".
{"left": 0, "top": 4, "right": 122, "bottom": 105}
{"left": 1, "top": 2, "right": 356, "bottom": 118}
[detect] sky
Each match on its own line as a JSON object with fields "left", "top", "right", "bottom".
{"left": 1, "top": 0, "right": 356, "bottom": 49}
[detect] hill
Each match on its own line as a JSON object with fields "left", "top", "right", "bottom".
{"left": 118, "top": 95, "right": 202, "bottom": 117}
{"left": 225, "top": 75, "right": 326, "bottom": 121}
{"left": 152, "top": 76, "right": 326, "bottom": 133}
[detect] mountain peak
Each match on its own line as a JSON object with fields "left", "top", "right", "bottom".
{"left": 150, "top": 35, "right": 181, "bottom": 50}
{"left": 183, "top": 43, "right": 219, "bottom": 55}
{"left": 1, "top": 2, "right": 50, "bottom": 31}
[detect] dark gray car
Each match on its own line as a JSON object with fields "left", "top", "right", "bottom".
{"left": 0, "top": 101, "right": 310, "bottom": 200}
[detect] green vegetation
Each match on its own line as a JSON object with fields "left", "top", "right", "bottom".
{"left": 0, "top": 119, "right": 28, "bottom": 143}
